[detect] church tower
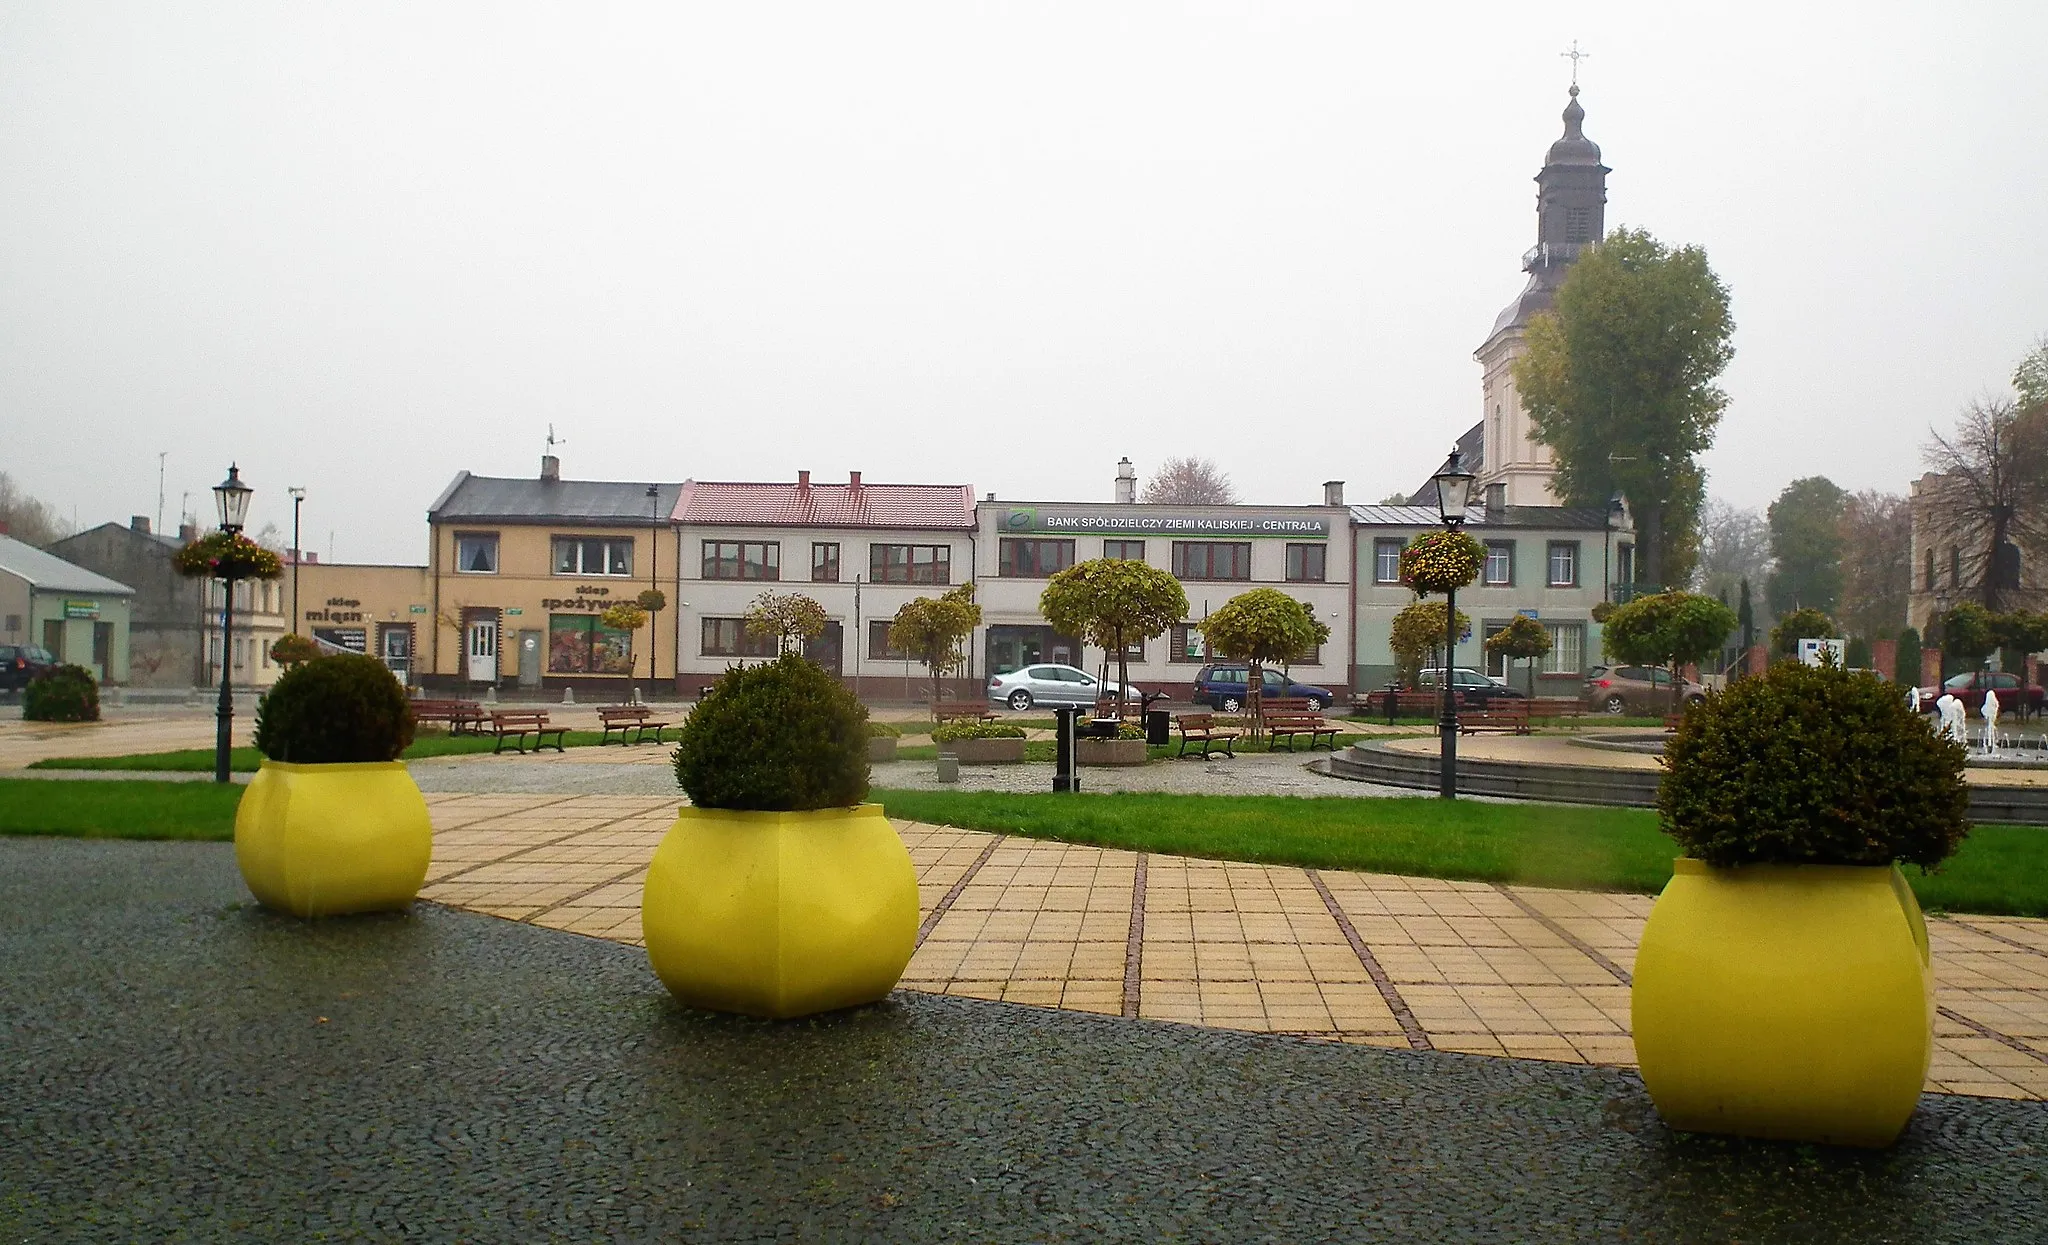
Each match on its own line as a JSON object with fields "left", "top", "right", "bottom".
{"left": 1473, "top": 83, "right": 1610, "bottom": 506}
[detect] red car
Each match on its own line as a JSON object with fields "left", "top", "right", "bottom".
{"left": 1916, "top": 671, "right": 2043, "bottom": 715}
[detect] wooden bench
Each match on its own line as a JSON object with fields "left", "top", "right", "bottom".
{"left": 1528, "top": 697, "right": 1588, "bottom": 724}
{"left": 933, "top": 701, "right": 998, "bottom": 724}
{"left": 1460, "top": 699, "right": 1531, "bottom": 735}
{"left": 1262, "top": 697, "right": 1340, "bottom": 751}
{"left": 598, "top": 704, "right": 672, "bottom": 745}
{"left": 1175, "top": 712, "right": 1239, "bottom": 759}
{"left": 489, "top": 710, "right": 568, "bottom": 754}
{"left": 412, "top": 698, "right": 485, "bottom": 735}
{"left": 1352, "top": 689, "right": 1457, "bottom": 723}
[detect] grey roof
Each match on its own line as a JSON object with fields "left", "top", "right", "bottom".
{"left": 0, "top": 534, "right": 135, "bottom": 595}
{"left": 1405, "top": 422, "right": 1487, "bottom": 505}
{"left": 1349, "top": 503, "right": 1619, "bottom": 533}
{"left": 429, "top": 472, "right": 685, "bottom": 527}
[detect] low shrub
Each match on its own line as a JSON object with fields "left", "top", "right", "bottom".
{"left": 253, "top": 654, "right": 415, "bottom": 763}
{"left": 1660, "top": 659, "right": 1970, "bottom": 869}
{"left": 24, "top": 665, "right": 100, "bottom": 722}
{"left": 673, "top": 653, "right": 869, "bottom": 811}
{"left": 866, "top": 721, "right": 903, "bottom": 738}
{"left": 930, "top": 722, "right": 1028, "bottom": 743}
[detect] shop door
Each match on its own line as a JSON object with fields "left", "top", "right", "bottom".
{"left": 93, "top": 622, "right": 113, "bottom": 683}
{"left": 466, "top": 619, "right": 498, "bottom": 683}
{"left": 517, "top": 630, "right": 542, "bottom": 688}
{"left": 43, "top": 619, "right": 64, "bottom": 662}
{"left": 380, "top": 625, "right": 412, "bottom": 684}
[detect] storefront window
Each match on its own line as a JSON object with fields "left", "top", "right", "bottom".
{"left": 548, "top": 614, "right": 634, "bottom": 674}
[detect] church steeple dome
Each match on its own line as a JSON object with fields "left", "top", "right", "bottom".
{"left": 1531, "top": 84, "right": 1609, "bottom": 264}
{"left": 1546, "top": 85, "right": 1603, "bottom": 166}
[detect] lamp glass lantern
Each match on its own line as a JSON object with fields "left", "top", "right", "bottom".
{"left": 214, "top": 464, "right": 254, "bottom": 533}
{"left": 1431, "top": 451, "right": 1475, "bottom": 529}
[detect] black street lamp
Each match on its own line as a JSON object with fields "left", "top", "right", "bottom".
{"left": 647, "top": 483, "right": 660, "bottom": 700}
{"left": 212, "top": 464, "right": 253, "bottom": 784}
{"left": 1602, "top": 491, "right": 1625, "bottom": 603}
{"left": 1432, "top": 449, "right": 1475, "bottom": 799}
{"left": 288, "top": 486, "right": 306, "bottom": 633}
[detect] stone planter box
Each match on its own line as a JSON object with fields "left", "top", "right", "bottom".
{"left": 1078, "top": 738, "right": 1148, "bottom": 767}
{"left": 944, "top": 737, "right": 1026, "bottom": 764}
{"left": 868, "top": 736, "right": 898, "bottom": 763}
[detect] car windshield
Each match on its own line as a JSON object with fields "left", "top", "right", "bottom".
{"left": 26, "top": 647, "right": 53, "bottom": 662}
{"left": 1943, "top": 674, "right": 1975, "bottom": 690}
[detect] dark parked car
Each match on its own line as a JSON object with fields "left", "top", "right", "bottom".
{"left": 1583, "top": 665, "right": 1706, "bottom": 714}
{"left": 0, "top": 644, "right": 57, "bottom": 693}
{"left": 1416, "top": 666, "right": 1529, "bottom": 708}
{"left": 1916, "top": 670, "right": 2043, "bottom": 716}
{"left": 1191, "top": 665, "right": 1333, "bottom": 713}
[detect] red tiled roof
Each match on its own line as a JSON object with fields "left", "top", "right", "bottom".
{"left": 673, "top": 479, "right": 976, "bottom": 530}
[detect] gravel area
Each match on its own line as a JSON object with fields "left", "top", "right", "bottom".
{"left": 5, "top": 839, "right": 2046, "bottom": 1242}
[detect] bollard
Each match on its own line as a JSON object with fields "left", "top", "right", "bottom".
{"left": 1053, "top": 704, "right": 1082, "bottom": 793}
{"left": 936, "top": 753, "right": 960, "bottom": 783}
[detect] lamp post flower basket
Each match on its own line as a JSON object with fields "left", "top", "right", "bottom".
{"left": 931, "top": 721, "right": 1027, "bottom": 764}
{"left": 174, "top": 531, "right": 285, "bottom": 581}
{"left": 1078, "top": 722, "right": 1147, "bottom": 766}
{"left": 647, "top": 653, "right": 917, "bottom": 1019}
{"left": 1398, "top": 530, "right": 1484, "bottom": 595}
{"left": 235, "top": 654, "right": 431, "bottom": 917}
{"left": 1634, "top": 659, "right": 1970, "bottom": 1147}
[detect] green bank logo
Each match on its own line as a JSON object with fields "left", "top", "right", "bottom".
{"left": 1003, "top": 508, "right": 1038, "bottom": 532}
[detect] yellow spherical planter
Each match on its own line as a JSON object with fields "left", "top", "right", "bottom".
{"left": 641, "top": 803, "right": 918, "bottom": 1019}
{"left": 1632, "top": 858, "right": 1933, "bottom": 1148}
{"left": 234, "top": 760, "right": 434, "bottom": 918}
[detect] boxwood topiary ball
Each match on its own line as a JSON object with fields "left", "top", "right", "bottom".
{"left": 675, "top": 653, "right": 870, "bottom": 811}
{"left": 1659, "top": 660, "right": 1970, "bottom": 869}
{"left": 23, "top": 664, "right": 100, "bottom": 723}
{"left": 253, "top": 654, "right": 415, "bottom": 764}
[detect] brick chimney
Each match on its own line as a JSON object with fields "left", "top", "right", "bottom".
{"left": 130, "top": 515, "right": 151, "bottom": 534}
{"left": 848, "top": 470, "right": 862, "bottom": 492}
{"left": 1114, "top": 457, "right": 1137, "bottom": 504}
{"left": 1485, "top": 482, "right": 1506, "bottom": 516}
{"left": 797, "top": 469, "right": 811, "bottom": 496}
{"left": 179, "top": 522, "right": 199, "bottom": 542}
{"left": 541, "top": 454, "right": 561, "bottom": 483}
{"left": 1322, "top": 481, "right": 1344, "bottom": 507}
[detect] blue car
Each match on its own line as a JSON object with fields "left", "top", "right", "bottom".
{"left": 1190, "top": 664, "right": 1333, "bottom": 713}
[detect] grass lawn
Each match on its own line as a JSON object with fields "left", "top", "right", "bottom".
{"left": 871, "top": 788, "right": 2048, "bottom": 918}
{"left": 0, "top": 779, "right": 241, "bottom": 840}
{"left": 28, "top": 730, "right": 620, "bottom": 773}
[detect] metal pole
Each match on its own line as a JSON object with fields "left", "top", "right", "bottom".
{"left": 291, "top": 492, "right": 304, "bottom": 633}
{"left": 1439, "top": 581, "right": 1458, "bottom": 799}
{"left": 216, "top": 575, "right": 235, "bottom": 783}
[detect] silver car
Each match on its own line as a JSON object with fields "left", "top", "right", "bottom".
{"left": 987, "top": 664, "right": 1139, "bottom": 711}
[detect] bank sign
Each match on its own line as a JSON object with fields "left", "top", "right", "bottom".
{"left": 1000, "top": 508, "right": 1330, "bottom": 538}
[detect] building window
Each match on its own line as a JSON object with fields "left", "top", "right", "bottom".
{"left": 1168, "top": 623, "right": 1207, "bottom": 663}
{"left": 702, "top": 541, "right": 780, "bottom": 581}
{"left": 455, "top": 533, "right": 498, "bottom": 574}
{"left": 1616, "top": 542, "right": 1635, "bottom": 589}
{"left": 1117, "top": 638, "right": 1145, "bottom": 661}
{"left": 1925, "top": 549, "right": 1936, "bottom": 591}
{"left": 1483, "top": 541, "right": 1514, "bottom": 586}
{"left": 1481, "top": 621, "right": 1512, "bottom": 679}
{"left": 1103, "top": 540, "right": 1146, "bottom": 561}
{"left": 868, "top": 619, "right": 912, "bottom": 661}
{"left": 1172, "top": 542, "right": 1251, "bottom": 581}
{"left": 552, "top": 536, "right": 634, "bottom": 577}
{"left": 998, "top": 539, "right": 1074, "bottom": 578}
{"left": 1547, "top": 541, "right": 1579, "bottom": 588}
{"left": 233, "top": 637, "right": 247, "bottom": 670}
{"left": 1950, "top": 546, "right": 1962, "bottom": 588}
{"left": 1542, "top": 622, "right": 1585, "bottom": 675}
{"left": 1374, "top": 539, "right": 1404, "bottom": 584}
{"left": 700, "top": 617, "right": 775, "bottom": 658}
{"left": 548, "top": 614, "right": 635, "bottom": 674}
{"left": 871, "top": 544, "right": 952, "bottom": 584}
{"left": 1285, "top": 543, "right": 1326, "bottom": 583}
{"left": 812, "top": 542, "right": 840, "bottom": 583}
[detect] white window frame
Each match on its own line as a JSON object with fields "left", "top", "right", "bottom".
{"left": 1374, "top": 539, "right": 1404, "bottom": 585}
{"left": 1547, "top": 541, "right": 1579, "bottom": 588}
{"left": 552, "top": 536, "right": 635, "bottom": 577}
{"left": 455, "top": 532, "right": 499, "bottom": 575}
{"left": 1541, "top": 622, "right": 1585, "bottom": 675}
{"left": 1483, "top": 541, "right": 1513, "bottom": 586}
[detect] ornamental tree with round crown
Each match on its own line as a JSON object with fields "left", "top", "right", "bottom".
{"left": 1039, "top": 559, "right": 1189, "bottom": 710}
{"left": 1484, "top": 614, "right": 1553, "bottom": 696}
{"left": 1198, "top": 589, "right": 1329, "bottom": 738}
{"left": 744, "top": 590, "right": 829, "bottom": 657}
{"left": 888, "top": 583, "right": 983, "bottom": 718}
{"left": 1603, "top": 590, "right": 1738, "bottom": 711}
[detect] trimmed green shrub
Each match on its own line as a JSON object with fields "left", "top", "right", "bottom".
{"left": 24, "top": 664, "right": 100, "bottom": 722}
{"left": 1896, "top": 627, "right": 1923, "bottom": 684}
{"left": 253, "top": 654, "right": 415, "bottom": 763}
{"left": 930, "top": 721, "right": 1028, "bottom": 743}
{"left": 866, "top": 721, "right": 903, "bottom": 738}
{"left": 1660, "top": 659, "right": 1969, "bottom": 869}
{"left": 674, "top": 653, "right": 869, "bottom": 811}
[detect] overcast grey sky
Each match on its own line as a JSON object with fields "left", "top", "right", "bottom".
{"left": 3, "top": 2, "right": 2043, "bottom": 563}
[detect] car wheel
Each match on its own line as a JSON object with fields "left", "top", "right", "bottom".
{"left": 1007, "top": 690, "right": 1033, "bottom": 711}
{"left": 1603, "top": 694, "right": 1628, "bottom": 715}
{"left": 1303, "top": 696, "right": 1325, "bottom": 711}
{"left": 1686, "top": 693, "right": 1705, "bottom": 706}
{"left": 1220, "top": 696, "right": 1243, "bottom": 714}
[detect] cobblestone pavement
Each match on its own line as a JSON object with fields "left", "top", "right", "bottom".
{"left": 414, "top": 793, "right": 2048, "bottom": 1101}
{"left": 6, "top": 839, "right": 2046, "bottom": 1243}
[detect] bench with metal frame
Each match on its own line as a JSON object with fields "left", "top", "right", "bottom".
{"left": 489, "top": 710, "right": 568, "bottom": 754}
{"left": 412, "top": 698, "right": 486, "bottom": 735}
{"left": 1174, "top": 712, "right": 1239, "bottom": 759}
{"left": 597, "top": 704, "right": 672, "bottom": 745}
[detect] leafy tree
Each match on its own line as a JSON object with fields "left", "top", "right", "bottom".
{"left": 1602, "top": 591, "right": 1738, "bottom": 710}
{"left": 2015, "top": 336, "right": 2048, "bottom": 413}
{"left": 888, "top": 584, "right": 982, "bottom": 717}
{"left": 744, "top": 590, "right": 829, "bottom": 656}
{"left": 1692, "top": 498, "right": 1771, "bottom": 609}
{"left": 1920, "top": 344, "right": 2048, "bottom": 611}
{"left": 1141, "top": 456, "right": 1239, "bottom": 505}
{"left": 1765, "top": 476, "right": 1847, "bottom": 616}
{"left": 1931, "top": 601, "right": 1997, "bottom": 667}
{"left": 1199, "top": 589, "right": 1328, "bottom": 737}
{"left": 270, "top": 634, "right": 320, "bottom": 666}
{"left": 1513, "top": 227, "right": 1735, "bottom": 590}
{"left": 1897, "top": 627, "right": 1923, "bottom": 685}
{"left": 1038, "top": 559, "right": 1189, "bottom": 709}
{"left": 1736, "top": 579, "right": 1756, "bottom": 655}
{"left": 1770, "top": 606, "right": 1837, "bottom": 658}
{"left": 0, "top": 471, "right": 74, "bottom": 547}
{"left": 1483, "top": 614, "right": 1552, "bottom": 696}
{"left": 1835, "top": 489, "right": 1913, "bottom": 643}
{"left": 1389, "top": 600, "right": 1471, "bottom": 690}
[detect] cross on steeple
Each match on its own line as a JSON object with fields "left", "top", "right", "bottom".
{"left": 1560, "top": 40, "right": 1590, "bottom": 88}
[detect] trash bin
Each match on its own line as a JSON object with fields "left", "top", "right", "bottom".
{"left": 1144, "top": 709, "right": 1170, "bottom": 746}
